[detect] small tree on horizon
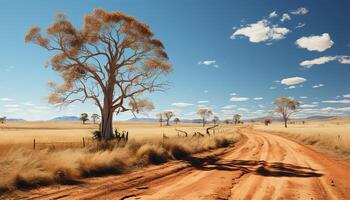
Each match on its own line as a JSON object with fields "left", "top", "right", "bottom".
{"left": 273, "top": 97, "right": 300, "bottom": 128}
{"left": 156, "top": 113, "right": 164, "bottom": 127}
{"left": 91, "top": 113, "right": 100, "bottom": 124}
{"left": 0, "top": 116, "right": 6, "bottom": 124}
{"left": 25, "top": 9, "right": 171, "bottom": 140}
{"left": 174, "top": 117, "right": 180, "bottom": 124}
{"left": 213, "top": 116, "right": 219, "bottom": 124}
{"left": 80, "top": 113, "right": 89, "bottom": 124}
{"left": 163, "top": 111, "right": 175, "bottom": 126}
{"left": 233, "top": 114, "right": 241, "bottom": 125}
{"left": 197, "top": 108, "right": 213, "bottom": 127}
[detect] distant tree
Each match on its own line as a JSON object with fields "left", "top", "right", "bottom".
{"left": 224, "top": 119, "right": 231, "bottom": 124}
{"left": 174, "top": 117, "right": 180, "bottom": 124}
{"left": 80, "top": 113, "right": 89, "bottom": 124}
{"left": 163, "top": 111, "right": 175, "bottom": 126}
{"left": 25, "top": 9, "right": 171, "bottom": 140}
{"left": 156, "top": 113, "right": 164, "bottom": 127}
{"left": 197, "top": 108, "right": 213, "bottom": 127}
{"left": 212, "top": 116, "right": 219, "bottom": 124}
{"left": 0, "top": 116, "right": 6, "bottom": 124}
{"left": 264, "top": 119, "right": 272, "bottom": 126}
{"left": 91, "top": 113, "right": 100, "bottom": 124}
{"left": 273, "top": 97, "right": 300, "bottom": 128}
{"left": 233, "top": 114, "right": 241, "bottom": 125}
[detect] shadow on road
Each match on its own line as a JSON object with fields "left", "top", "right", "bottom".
{"left": 183, "top": 157, "right": 323, "bottom": 178}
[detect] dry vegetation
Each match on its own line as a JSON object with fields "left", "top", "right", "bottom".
{"left": 0, "top": 122, "right": 239, "bottom": 192}
{"left": 254, "top": 118, "right": 350, "bottom": 159}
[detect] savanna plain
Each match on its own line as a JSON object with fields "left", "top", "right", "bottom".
{"left": 0, "top": 119, "right": 350, "bottom": 200}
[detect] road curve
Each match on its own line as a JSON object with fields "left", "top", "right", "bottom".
{"left": 3, "top": 127, "right": 350, "bottom": 200}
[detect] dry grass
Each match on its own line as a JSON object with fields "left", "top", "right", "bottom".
{"left": 0, "top": 122, "right": 239, "bottom": 192}
{"left": 254, "top": 119, "right": 350, "bottom": 159}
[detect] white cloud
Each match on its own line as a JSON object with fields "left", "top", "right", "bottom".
{"left": 0, "top": 98, "right": 14, "bottom": 102}
{"left": 300, "top": 56, "right": 338, "bottom": 68}
{"left": 237, "top": 108, "right": 249, "bottom": 112}
{"left": 230, "top": 97, "right": 250, "bottom": 102}
{"left": 312, "top": 84, "right": 324, "bottom": 88}
{"left": 321, "top": 107, "right": 350, "bottom": 112}
{"left": 198, "top": 60, "right": 219, "bottom": 68}
{"left": 23, "top": 102, "right": 35, "bottom": 106}
{"left": 291, "top": 7, "right": 309, "bottom": 15}
{"left": 4, "top": 104, "right": 20, "bottom": 108}
{"left": 222, "top": 105, "right": 236, "bottom": 109}
{"left": 280, "top": 13, "right": 291, "bottom": 22}
{"left": 269, "top": 11, "right": 278, "bottom": 18}
{"left": 230, "top": 93, "right": 237, "bottom": 96}
{"left": 295, "top": 22, "right": 306, "bottom": 29}
{"left": 171, "top": 102, "right": 193, "bottom": 108}
{"left": 197, "top": 100, "right": 209, "bottom": 104}
{"left": 231, "top": 20, "right": 289, "bottom": 43}
{"left": 301, "top": 104, "right": 318, "bottom": 108}
{"left": 253, "top": 97, "right": 264, "bottom": 100}
{"left": 344, "top": 94, "right": 350, "bottom": 98}
{"left": 322, "top": 99, "right": 350, "bottom": 104}
{"left": 295, "top": 33, "right": 334, "bottom": 52}
{"left": 269, "top": 86, "right": 277, "bottom": 90}
{"left": 287, "top": 85, "right": 296, "bottom": 89}
{"left": 339, "top": 56, "right": 350, "bottom": 64}
{"left": 300, "top": 96, "right": 308, "bottom": 99}
{"left": 281, "top": 77, "right": 306, "bottom": 86}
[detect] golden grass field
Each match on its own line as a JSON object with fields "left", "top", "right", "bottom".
{"left": 253, "top": 118, "right": 350, "bottom": 159}
{"left": 0, "top": 121, "right": 238, "bottom": 192}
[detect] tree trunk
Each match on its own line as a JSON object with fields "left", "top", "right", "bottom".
{"left": 284, "top": 119, "right": 288, "bottom": 128}
{"left": 166, "top": 119, "right": 170, "bottom": 126}
{"left": 202, "top": 118, "right": 205, "bottom": 127}
{"left": 101, "top": 107, "right": 114, "bottom": 140}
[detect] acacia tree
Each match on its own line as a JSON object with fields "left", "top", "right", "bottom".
{"left": 274, "top": 97, "right": 300, "bottom": 128}
{"left": 156, "top": 113, "right": 164, "bottom": 127}
{"left": 173, "top": 117, "right": 180, "bottom": 124}
{"left": 25, "top": 9, "right": 171, "bottom": 140}
{"left": 197, "top": 108, "right": 213, "bottom": 127}
{"left": 163, "top": 111, "right": 174, "bottom": 126}
{"left": 212, "top": 116, "right": 219, "bottom": 124}
{"left": 80, "top": 113, "right": 89, "bottom": 124}
{"left": 233, "top": 114, "right": 241, "bottom": 125}
{"left": 0, "top": 116, "right": 6, "bottom": 124}
{"left": 91, "top": 113, "right": 100, "bottom": 124}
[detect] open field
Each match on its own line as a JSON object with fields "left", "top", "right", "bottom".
{"left": 2, "top": 127, "right": 349, "bottom": 200}
{"left": 253, "top": 118, "right": 350, "bottom": 160}
{"left": 0, "top": 122, "right": 230, "bottom": 153}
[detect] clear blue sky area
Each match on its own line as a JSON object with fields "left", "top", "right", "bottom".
{"left": 0, "top": 0, "right": 349, "bottom": 120}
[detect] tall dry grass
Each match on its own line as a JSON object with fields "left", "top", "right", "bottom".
{"left": 254, "top": 121, "right": 350, "bottom": 159}
{"left": 0, "top": 132, "right": 239, "bottom": 192}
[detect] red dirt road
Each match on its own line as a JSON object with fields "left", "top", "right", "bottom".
{"left": 4, "top": 127, "right": 350, "bottom": 200}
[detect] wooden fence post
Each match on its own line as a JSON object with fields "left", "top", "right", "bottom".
{"left": 33, "top": 138, "right": 36, "bottom": 150}
{"left": 82, "top": 137, "right": 85, "bottom": 148}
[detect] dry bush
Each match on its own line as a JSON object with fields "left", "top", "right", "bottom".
{"left": 0, "top": 132, "right": 239, "bottom": 192}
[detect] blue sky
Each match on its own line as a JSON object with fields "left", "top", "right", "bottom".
{"left": 0, "top": 0, "right": 350, "bottom": 121}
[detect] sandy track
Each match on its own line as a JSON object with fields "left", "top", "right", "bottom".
{"left": 3, "top": 127, "right": 350, "bottom": 200}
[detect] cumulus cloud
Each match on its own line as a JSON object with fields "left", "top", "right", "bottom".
{"left": 295, "top": 33, "right": 334, "bottom": 52}
{"left": 301, "top": 104, "right": 318, "bottom": 108}
{"left": 339, "top": 56, "right": 350, "bottom": 64}
{"left": 344, "top": 94, "right": 350, "bottom": 98}
{"left": 197, "top": 100, "right": 209, "bottom": 104}
{"left": 198, "top": 60, "right": 219, "bottom": 68}
{"left": 300, "top": 56, "right": 338, "bottom": 68}
{"left": 253, "top": 97, "right": 264, "bottom": 100}
{"left": 322, "top": 99, "right": 350, "bottom": 104}
{"left": 231, "top": 20, "right": 289, "bottom": 43}
{"left": 280, "top": 13, "right": 291, "bottom": 22}
{"left": 171, "top": 102, "right": 193, "bottom": 108}
{"left": 280, "top": 77, "right": 306, "bottom": 86}
{"left": 291, "top": 7, "right": 309, "bottom": 15}
{"left": 222, "top": 105, "right": 236, "bottom": 109}
{"left": 312, "top": 84, "right": 324, "bottom": 88}
{"left": 269, "top": 11, "right": 278, "bottom": 18}
{"left": 230, "top": 97, "right": 250, "bottom": 102}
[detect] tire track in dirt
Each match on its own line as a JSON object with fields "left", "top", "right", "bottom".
{"left": 2, "top": 127, "right": 350, "bottom": 200}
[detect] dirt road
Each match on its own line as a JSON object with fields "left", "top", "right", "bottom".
{"left": 4, "top": 127, "right": 350, "bottom": 200}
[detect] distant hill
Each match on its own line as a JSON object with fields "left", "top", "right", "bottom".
{"left": 50, "top": 116, "right": 80, "bottom": 122}
{"left": 127, "top": 118, "right": 202, "bottom": 123}
{"left": 305, "top": 115, "right": 336, "bottom": 120}
{"left": 6, "top": 118, "right": 26, "bottom": 122}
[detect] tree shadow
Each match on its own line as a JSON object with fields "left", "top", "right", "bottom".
{"left": 183, "top": 157, "right": 323, "bottom": 178}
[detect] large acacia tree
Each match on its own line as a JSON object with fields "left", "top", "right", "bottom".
{"left": 25, "top": 9, "right": 171, "bottom": 140}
